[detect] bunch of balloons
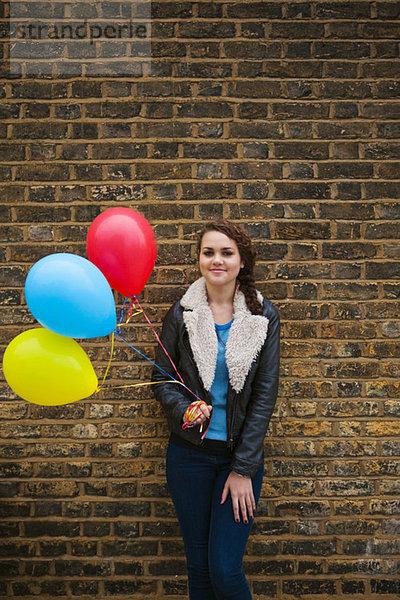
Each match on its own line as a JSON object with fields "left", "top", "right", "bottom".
{"left": 2, "top": 208, "right": 157, "bottom": 406}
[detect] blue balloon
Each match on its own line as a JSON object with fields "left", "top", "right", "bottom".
{"left": 25, "top": 253, "right": 117, "bottom": 339}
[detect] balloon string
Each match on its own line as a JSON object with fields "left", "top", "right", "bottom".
{"left": 182, "top": 400, "right": 206, "bottom": 429}
{"left": 113, "top": 331, "right": 199, "bottom": 401}
{"left": 95, "top": 332, "right": 115, "bottom": 392}
{"left": 96, "top": 376, "right": 209, "bottom": 438}
{"left": 95, "top": 301, "right": 145, "bottom": 394}
{"left": 132, "top": 295, "right": 185, "bottom": 386}
{"left": 116, "top": 296, "right": 143, "bottom": 333}
{"left": 95, "top": 380, "right": 189, "bottom": 392}
{"left": 126, "top": 308, "right": 143, "bottom": 323}
{"left": 95, "top": 299, "right": 200, "bottom": 402}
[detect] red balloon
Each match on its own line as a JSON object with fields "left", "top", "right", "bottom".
{"left": 86, "top": 208, "right": 157, "bottom": 297}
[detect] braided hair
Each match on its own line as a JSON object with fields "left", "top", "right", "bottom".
{"left": 196, "top": 220, "right": 263, "bottom": 315}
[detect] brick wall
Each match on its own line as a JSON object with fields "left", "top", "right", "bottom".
{"left": 1, "top": 1, "right": 400, "bottom": 598}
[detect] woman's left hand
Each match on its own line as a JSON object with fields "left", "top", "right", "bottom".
{"left": 220, "top": 471, "right": 255, "bottom": 524}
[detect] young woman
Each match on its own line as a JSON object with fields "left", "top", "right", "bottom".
{"left": 152, "top": 220, "right": 280, "bottom": 600}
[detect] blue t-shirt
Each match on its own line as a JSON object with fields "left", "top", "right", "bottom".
{"left": 204, "top": 319, "right": 233, "bottom": 441}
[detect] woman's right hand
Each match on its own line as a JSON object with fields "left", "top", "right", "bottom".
{"left": 182, "top": 401, "right": 212, "bottom": 428}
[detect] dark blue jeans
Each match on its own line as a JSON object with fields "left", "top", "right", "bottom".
{"left": 166, "top": 439, "right": 264, "bottom": 600}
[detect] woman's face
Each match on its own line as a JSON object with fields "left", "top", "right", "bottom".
{"left": 199, "top": 230, "right": 244, "bottom": 288}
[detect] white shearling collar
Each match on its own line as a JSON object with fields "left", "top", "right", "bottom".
{"left": 180, "top": 277, "right": 269, "bottom": 393}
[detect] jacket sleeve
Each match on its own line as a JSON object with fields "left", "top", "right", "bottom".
{"left": 230, "top": 305, "right": 280, "bottom": 478}
{"left": 151, "top": 303, "right": 192, "bottom": 427}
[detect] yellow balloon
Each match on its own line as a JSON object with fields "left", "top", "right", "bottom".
{"left": 2, "top": 328, "right": 98, "bottom": 406}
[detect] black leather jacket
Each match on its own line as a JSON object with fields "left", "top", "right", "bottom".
{"left": 152, "top": 296, "right": 280, "bottom": 478}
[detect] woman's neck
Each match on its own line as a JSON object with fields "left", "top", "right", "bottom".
{"left": 205, "top": 280, "right": 236, "bottom": 307}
